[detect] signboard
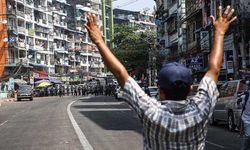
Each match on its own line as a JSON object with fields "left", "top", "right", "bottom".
{"left": 200, "top": 31, "right": 210, "bottom": 52}
{"left": 227, "top": 61, "right": 234, "bottom": 74}
{"left": 186, "top": 55, "right": 204, "bottom": 71}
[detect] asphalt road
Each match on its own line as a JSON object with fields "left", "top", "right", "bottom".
{"left": 71, "top": 96, "right": 243, "bottom": 150}
{"left": 0, "top": 96, "right": 82, "bottom": 150}
{"left": 0, "top": 95, "right": 243, "bottom": 150}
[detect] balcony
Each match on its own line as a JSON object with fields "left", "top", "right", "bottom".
{"left": 18, "top": 42, "right": 26, "bottom": 49}
{"left": 67, "top": 36, "right": 74, "bottom": 42}
{"left": 8, "top": 25, "right": 17, "bottom": 32}
{"left": 53, "top": 9, "right": 67, "bottom": 16}
{"left": 25, "top": 0, "right": 34, "bottom": 7}
{"left": 25, "top": 14, "right": 33, "bottom": 21}
{"left": 16, "top": 10, "right": 25, "bottom": 18}
{"left": 34, "top": 45, "right": 45, "bottom": 51}
{"left": 27, "top": 29, "right": 35, "bottom": 36}
{"left": 16, "top": 0, "right": 24, "bottom": 4}
{"left": 28, "top": 44, "right": 34, "bottom": 49}
{"left": 6, "top": 2, "right": 15, "bottom": 16}
{"left": 34, "top": 18, "right": 48, "bottom": 27}
{"left": 8, "top": 58, "right": 19, "bottom": 65}
{"left": 186, "top": 0, "right": 202, "bottom": 18}
{"left": 54, "top": 33, "right": 63, "bottom": 40}
{"left": 18, "top": 27, "right": 26, "bottom": 35}
{"left": 34, "top": 4, "right": 46, "bottom": 10}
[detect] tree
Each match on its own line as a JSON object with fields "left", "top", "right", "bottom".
{"left": 112, "top": 24, "right": 157, "bottom": 81}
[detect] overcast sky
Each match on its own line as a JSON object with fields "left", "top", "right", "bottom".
{"left": 113, "top": 0, "right": 156, "bottom": 12}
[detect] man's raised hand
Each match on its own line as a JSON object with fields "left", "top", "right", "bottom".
{"left": 85, "top": 14, "right": 103, "bottom": 45}
{"left": 210, "top": 6, "right": 237, "bottom": 35}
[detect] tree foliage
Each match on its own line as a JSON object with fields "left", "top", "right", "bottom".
{"left": 111, "top": 24, "right": 156, "bottom": 80}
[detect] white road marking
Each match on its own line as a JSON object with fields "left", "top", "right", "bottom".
{"left": 67, "top": 99, "right": 94, "bottom": 150}
{"left": 79, "top": 102, "right": 124, "bottom": 105}
{"left": 79, "top": 108, "right": 131, "bottom": 112}
{"left": 0, "top": 120, "right": 8, "bottom": 127}
{"left": 206, "top": 140, "right": 225, "bottom": 149}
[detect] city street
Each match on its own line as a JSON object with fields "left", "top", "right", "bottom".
{"left": 0, "top": 96, "right": 243, "bottom": 150}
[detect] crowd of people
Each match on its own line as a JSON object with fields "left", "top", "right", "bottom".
{"left": 34, "top": 83, "right": 117, "bottom": 98}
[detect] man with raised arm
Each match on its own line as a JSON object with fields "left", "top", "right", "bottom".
{"left": 85, "top": 6, "right": 236, "bottom": 150}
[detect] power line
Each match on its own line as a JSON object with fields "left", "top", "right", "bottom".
{"left": 114, "top": 0, "right": 139, "bottom": 9}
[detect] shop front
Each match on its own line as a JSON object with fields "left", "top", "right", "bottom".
{"left": 185, "top": 55, "right": 205, "bottom": 82}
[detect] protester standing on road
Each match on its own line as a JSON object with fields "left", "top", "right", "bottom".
{"left": 240, "top": 82, "right": 250, "bottom": 150}
{"left": 85, "top": 6, "right": 236, "bottom": 150}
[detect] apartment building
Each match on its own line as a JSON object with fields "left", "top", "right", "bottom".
{"left": 154, "top": 0, "right": 179, "bottom": 64}
{"left": 113, "top": 8, "right": 156, "bottom": 32}
{"left": 0, "top": 0, "right": 106, "bottom": 82}
{"left": 154, "top": 0, "right": 250, "bottom": 80}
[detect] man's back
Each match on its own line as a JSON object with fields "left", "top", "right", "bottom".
{"left": 121, "top": 76, "right": 219, "bottom": 150}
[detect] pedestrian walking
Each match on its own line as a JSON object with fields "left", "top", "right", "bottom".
{"left": 71, "top": 85, "right": 74, "bottom": 96}
{"left": 74, "top": 86, "right": 78, "bottom": 96}
{"left": 240, "top": 82, "right": 250, "bottom": 150}
{"left": 85, "top": 5, "right": 236, "bottom": 150}
{"left": 58, "top": 85, "right": 63, "bottom": 97}
{"left": 67, "top": 86, "right": 69, "bottom": 96}
{"left": 78, "top": 86, "right": 81, "bottom": 96}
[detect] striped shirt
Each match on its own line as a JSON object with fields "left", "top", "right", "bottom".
{"left": 121, "top": 76, "right": 219, "bottom": 150}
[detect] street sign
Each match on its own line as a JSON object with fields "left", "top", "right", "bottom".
{"left": 200, "top": 31, "right": 210, "bottom": 52}
{"left": 227, "top": 61, "right": 234, "bottom": 74}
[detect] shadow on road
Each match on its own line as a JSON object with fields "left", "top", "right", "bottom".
{"left": 74, "top": 96, "right": 143, "bottom": 134}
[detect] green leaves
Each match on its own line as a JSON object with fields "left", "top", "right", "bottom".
{"left": 111, "top": 24, "right": 156, "bottom": 80}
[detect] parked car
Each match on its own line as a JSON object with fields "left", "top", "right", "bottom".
{"left": 209, "top": 80, "right": 249, "bottom": 131}
{"left": 17, "top": 84, "right": 33, "bottom": 101}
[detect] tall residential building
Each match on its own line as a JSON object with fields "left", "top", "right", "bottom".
{"left": 101, "top": 0, "right": 113, "bottom": 49}
{"left": 154, "top": 0, "right": 250, "bottom": 80}
{"left": 0, "top": 0, "right": 106, "bottom": 82}
{"left": 113, "top": 8, "right": 156, "bottom": 31}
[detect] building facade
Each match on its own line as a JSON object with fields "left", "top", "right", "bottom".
{"left": 154, "top": 0, "right": 250, "bottom": 80}
{"left": 0, "top": 0, "right": 106, "bottom": 83}
{"left": 101, "top": 0, "right": 114, "bottom": 49}
{"left": 113, "top": 8, "right": 156, "bottom": 31}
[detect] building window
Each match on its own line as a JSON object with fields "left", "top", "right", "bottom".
{"left": 169, "top": 0, "right": 177, "bottom": 6}
{"left": 168, "top": 18, "right": 177, "bottom": 34}
{"left": 187, "top": 21, "right": 196, "bottom": 43}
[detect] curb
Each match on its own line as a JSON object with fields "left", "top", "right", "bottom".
{"left": 0, "top": 98, "right": 15, "bottom": 107}
{"left": 4, "top": 98, "right": 16, "bottom": 102}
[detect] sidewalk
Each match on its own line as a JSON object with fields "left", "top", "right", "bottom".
{"left": 0, "top": 98, "right": 16, "bottom": 107}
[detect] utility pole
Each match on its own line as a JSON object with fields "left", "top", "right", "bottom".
{"left": 232, "top": 0, "right": 240, "bottom": 79}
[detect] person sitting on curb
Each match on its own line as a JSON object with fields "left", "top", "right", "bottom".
{"left": 85, "top": 5, "right": 236, "bottom": 150}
